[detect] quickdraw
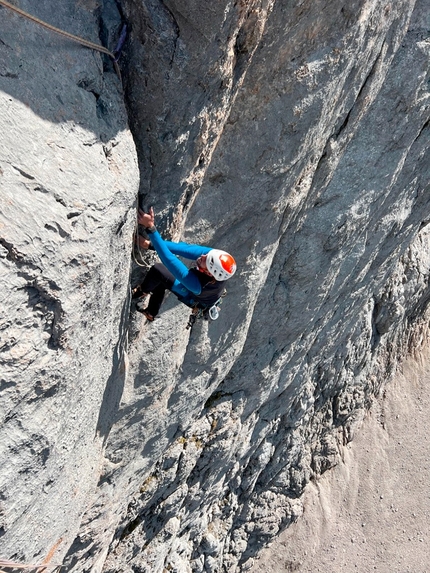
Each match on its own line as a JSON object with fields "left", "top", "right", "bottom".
{"left": 186, "top": 290, "right": 226, "bottom": 330}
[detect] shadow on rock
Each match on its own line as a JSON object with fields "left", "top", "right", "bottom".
{"left": 0, "top": 0, "right": 126, "bottom": 138}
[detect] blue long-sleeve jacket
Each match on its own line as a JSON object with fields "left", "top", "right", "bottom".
{"left": 148, "top": 229, "right": 214, "bottom": 301}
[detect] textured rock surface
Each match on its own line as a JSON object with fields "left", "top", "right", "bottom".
{"left": 0, "top": 0, "right": 138, "bottom": 565}
{"left": 249, "top": 342, "right": 430, "bottom": 572}
{"left": 0, "top": 0, "right": 429, "bottom": 572}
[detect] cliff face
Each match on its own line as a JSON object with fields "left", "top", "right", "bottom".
{"left": 0, "top": 0, "right": 429, "bottom": 572}
{"left": 0, "top": 0, "right": 138, "bottom": 566}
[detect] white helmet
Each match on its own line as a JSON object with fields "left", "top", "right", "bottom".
{"left": 206, "top": 249, "right": 237, "bottom": 281}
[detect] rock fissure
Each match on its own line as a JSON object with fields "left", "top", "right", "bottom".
{"left": 333, "top": 39, "right": 386, "bottom": 141}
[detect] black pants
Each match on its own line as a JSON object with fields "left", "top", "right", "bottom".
{"left": 134, "top": 263, "right": 175, "bottom": 317}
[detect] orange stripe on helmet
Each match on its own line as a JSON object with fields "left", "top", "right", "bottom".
{"left": 219, "top": 254, "right": 236, "bottom": 274}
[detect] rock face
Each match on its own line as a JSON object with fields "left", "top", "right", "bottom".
{"left": 0, "top": 0, "right": 138, "bottom": 566}
{"left": 0, "top": 0, "right": 429, "bottom": 572}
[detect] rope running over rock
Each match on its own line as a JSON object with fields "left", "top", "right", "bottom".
{"left": 0, "top": 0, "right": 122, "bottom": 79}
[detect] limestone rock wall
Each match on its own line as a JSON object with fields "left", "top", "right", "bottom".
{"left": 0, "top": 0, "right": 138, "bottom": 566}
{"left": 0, "top": 0, "right": 429, "bottom": 572}
{"left": 101, "top": 0, "right": 430, "bottom": 571}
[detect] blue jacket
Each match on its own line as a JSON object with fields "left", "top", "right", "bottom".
{"left": 149, "top": 230, "right": 225, "bottom": 306}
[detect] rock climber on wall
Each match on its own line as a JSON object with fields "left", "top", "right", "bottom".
{"left": 133, "top": 208, "right": 237, "bottom": 321}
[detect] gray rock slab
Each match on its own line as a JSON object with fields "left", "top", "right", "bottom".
{"left": 0, "top": 0, "right": 138, "bottom": 565}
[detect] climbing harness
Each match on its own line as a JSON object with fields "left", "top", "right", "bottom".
{"left": 0, "top": 0, "right": 125, "bottom": 80}
{"left": 186, "top": 290, "right": 226, "bottom": 330}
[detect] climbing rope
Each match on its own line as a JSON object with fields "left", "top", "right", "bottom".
{"left": 0, "top": 0, "right": 123, "bottom": 80}
{"left": 0, "top": 557, "right": 62, "bottom": 572}
{"left": 132, "top": 220, "right": 149, "bottom": 268}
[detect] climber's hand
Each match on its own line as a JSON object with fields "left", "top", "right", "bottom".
{"left": 138, "top": 207, "right": 155, "bottom": 228}
{"left": 137, "top": 236, "right": 151, "bottom": 250}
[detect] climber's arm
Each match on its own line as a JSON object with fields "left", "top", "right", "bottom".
{"left": 147, "top": 230, "right": 203, "bottom": 294}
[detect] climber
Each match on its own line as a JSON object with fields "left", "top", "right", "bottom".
{"left": 132, "top": 207, "right": 237, "bottom": 321}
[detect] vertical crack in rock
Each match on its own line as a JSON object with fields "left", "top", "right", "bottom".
{"left": 119, "top": 0, "right": 275, "bottom": 235}
{"left": 159, "top": 0, "right": 181, "bottom": 67}
{"left": 332, "top": 41, "right": 386, "bottom": 141}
